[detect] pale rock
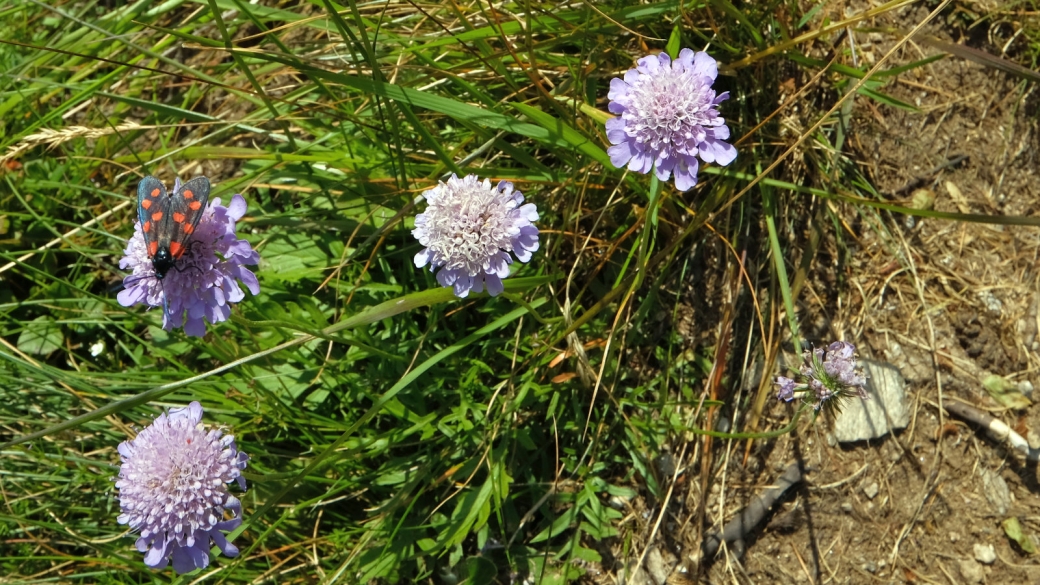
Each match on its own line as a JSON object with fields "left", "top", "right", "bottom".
{"left": 833, "top": 359, "right": 910, "bottom": 442}
{"left": 958, "top": 559, "right": 985, "bottom": 583}
{"left": 974, "top": 543, "right": 996, "bottom": 565}
{"left": 981, "top": 470, "right": 1010, "bottom": 515}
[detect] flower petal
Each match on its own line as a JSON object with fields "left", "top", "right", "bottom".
{"left": 227, "top": 194, "right": 247, "bottom": 221}
{"left": 608, "top": 77, "right": 631, "bottom": 101}
{"left": 608, "top": 141, "right": 637, "bottom": 169}
{"left": 235, "top": 266, "right": 260, "bottom": 296}
{"left": 700, "top": 138, "right": 737, "bottom": 166}
{"left": 143, "top": 538, "right": 172, "bottom": 569}
{"left": 210, "top": 530, "right": 239, "bottom": 557}
{"left": 691, "top": 50, "right": 718, "bottom": 80}
{"left": 118, "top": 285, "right": 147, "bottom": 307}
{"left": 414, "top": 248, "right": 431, "bottom": 268}
{"left": 605, "top": 117, "right": 628, "bottom": 145}
{"left": 485, "top": 273, "right": 504, "bottom": 296}
{"left": 183, "top": 316, "right": 207, "bottom": 338}
{"left": 670, "top": 157, "right": 699, "bottom": 191}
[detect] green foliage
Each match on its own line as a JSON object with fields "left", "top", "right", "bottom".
{"left": 0, "top": 0, "right": 1030, "bottom": 582}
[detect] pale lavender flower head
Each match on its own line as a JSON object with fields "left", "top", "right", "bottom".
{"left": 606, "top": 48, "right": 737, "bottom": 191}
{"left": 776, "top": 376, "right": 798, "bottom": 402}
{"left": 775, "top": 341, "right": 868, "bottom": 412}
{"left": 115, "top": 401, "right": 248, "bottom": 574}
{"left": 118, "top": 179, "right": 260, "bottom": 337}
{"left": 412, "top": 174, "right": 539, "bottom": 298}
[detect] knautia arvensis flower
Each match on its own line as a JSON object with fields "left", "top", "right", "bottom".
{"left": 606, "top": 48, "right": 737, "bottom": 191}
{"left": 118, "top": 178, "right": 260, "bottom": 338}
{"left": 775, "top": 341, "right": 868, "bottom": 412}
{"left": 115, "top": 402, "right": 248, "bottom": 574}
{"left": 412, "top": 174, "right": 540, "bottom": 298}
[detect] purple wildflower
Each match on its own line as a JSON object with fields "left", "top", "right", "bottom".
{"left": 115, "top": 402, "right": 248, "bottom": 574}
{"left": 118, "top": 179, "right": 260, "bottom": 337}
{"left": 606, "top": 48, "right": 737, "bottom": 191}
{"left": 776, "top": 376, "right": 798, "bottom": 402}
{"left": 412, "top": 174, "right": 539, "bottom": 298}
{"left": 775, "top": 341, "right": 868, "bottom": 412}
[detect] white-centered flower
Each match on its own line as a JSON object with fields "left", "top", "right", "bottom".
{"left": 606, "top": 48, "right": 737, "bottom": 191}
{"left": 115, "top": 402, "right": 248, "bottom": 574}
{"left": 412, "top": 174, "right": 540, "bottom": 298}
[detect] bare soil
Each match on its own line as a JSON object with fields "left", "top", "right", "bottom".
{"left": 607, "top": 3, "right": 1040, "bottom": 584}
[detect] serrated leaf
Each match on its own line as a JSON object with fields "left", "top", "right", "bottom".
{"left": 17, "top": 316, "right": 62, "bottom": 356}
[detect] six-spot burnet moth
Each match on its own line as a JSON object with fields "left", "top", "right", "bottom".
{"left": 138, "top": 175, "right": 210, "bottom": 279}
{"left": 129, "top": 175, "right": 210, "bottom": 309}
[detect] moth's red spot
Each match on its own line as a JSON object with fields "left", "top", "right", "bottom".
{"left": 151, "top": 211, "right": 163, "bottom": 221}
{"left": 173, "top": 212, "right": 186, "bottom": 223}
{"left": 148, "top": 241, "right": 158, "bottom": 256}
{"left": 150, "top": 188, "right": 161, "bottom": 198}
{"left": 143, "top": 221, "right": 151, "bottom": 233}
{"left": 188, "top": 201, "right": 202, "bottom": 211}
{"left": 183, "top": 224, "right": 195, "bottom": 235}
{"left": 170, "top": 241, "right": 183, "bottom": 257}
{"left": 183, "top": 190, "right": 194, "bottom": 199}
{"left": 141, "top": 199, "right": 152, "bottom": 210}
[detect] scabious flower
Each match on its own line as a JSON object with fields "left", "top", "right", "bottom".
{"left": 115, "top": 402, "right": 248, "bottom": 574}
{"left": 118, "top": 179, "right": 260, "bottom": 337}
{"left": 412, "top": 174, "right": 539, "bottom": 298}
{"left": 775, "top": 341, "right": 868, "bottom": 412}
{"left": 606, "top": 48, "right": 737, "bottom": 191}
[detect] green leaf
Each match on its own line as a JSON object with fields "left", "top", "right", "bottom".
{"left": 1002, "top": 517, "right": 1037, "bottom": 554}
{"left": 442, "top": 480, "right": 495, "bottom": 548}
{"left": 856, "top": 86, "right": 919, "bottom": 112}
{"left": 983, "top": 375, "right": 1032, "bottom": 410}
{"left": 101, "top": 92, "right": 221, "bottom": 123}
{"left": 461, "top": 556, "right": 498, "bottom": 584}
{"left": 797, "top": 2, "right": 826, "bottom": 28}
{"left": 666, "top": 24, "right": 682, "bottom": 59}
{"left": 17, "top": 316, "right": 63, "bottom": 356}
{"left": 234, "top": 51, "right": 573, "bottom": 149}
{"left": 511, "top": 102, "right": 611, "bottom": 167}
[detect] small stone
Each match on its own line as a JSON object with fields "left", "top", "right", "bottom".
{"left": 833, "top": 359, "right": 910, "bottom": 443}
{"left": 958, "top": 559, "right": 985, "bottom": 584}
{"left": 974, "top": 543, "right": 997, "bottom": 565}
{"left": 981, "top": 470, "right": 1011, "bottom": 515}
{"left": 863, "top": 481, "right": 880, "bottom": 500}
{"left": 950, "top": 531, "right": 961, "bottom": 542}
{"left": 646, "top": 547, "right": 676, "bottom": 585}
{"left": 616, "top": 560, "right": 652, "bottom": 585}
{"left": 841, "top": 502, "right": 853, "bottom": 513}
{"left": 1017, "top": 380, "right": 1034, "bottom": 399}
{"left": 656, "top": 452, "right": 676, "bottom": 478}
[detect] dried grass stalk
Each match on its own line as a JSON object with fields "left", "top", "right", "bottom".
{"left": 0, "top": 121, "right": 142, "bottom": 166}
